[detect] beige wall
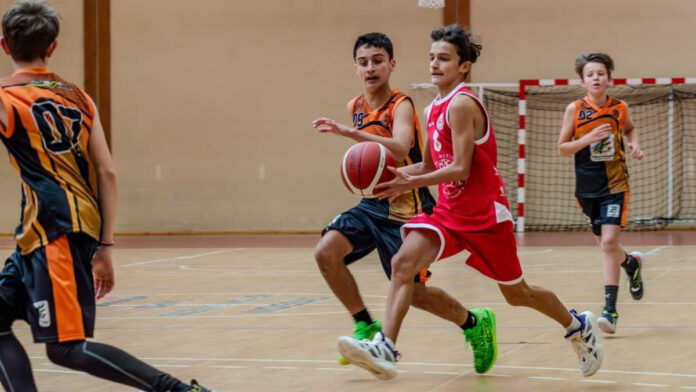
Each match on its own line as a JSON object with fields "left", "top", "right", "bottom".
{"left": 1, "top": 1, "right": 696, "bottom": 233}
{"left": 0, "top": 0, "right": 83, "bottom": 233}
{"left": 471, "top": 0, "right": 696, "bottom": 82}
{"left": 111, "top": 0, "right": 440, "bottom": 232}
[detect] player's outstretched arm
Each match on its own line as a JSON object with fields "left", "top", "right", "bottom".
{"left": 312, "top": 99, "right": 413, "bottom": 162}
{"left": 375, "top": 95, "right": 477, "bottom": 201}
{"left": 558, "top": 102, "right": 611, "bottom": 157}
{"left": 86, "top": 95, "right": 117, "bottom": 299}
{"left": 622, "top": 106, "right": 643, "bottom": 159}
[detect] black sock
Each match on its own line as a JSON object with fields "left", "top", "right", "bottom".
{"left": 604, "top": 285, "right": 619, "bottom": 313}
{"left": 46, "top": 340, "right": 188, "bottom": 392}
{"left": 460, "top": 311, "right": 477, "bottom": 330}
{"left": 0, "top": 331, "right": 38, "bottom": 392}
{"left": 352, "top": 308, "right": 373, "bottom": 325}
{"left": 621, "top": 253, "right": 638, "bottom": 276}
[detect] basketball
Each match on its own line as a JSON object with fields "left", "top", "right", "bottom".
{"left": 340, "top": 141, "right": 396, "bottom": 198}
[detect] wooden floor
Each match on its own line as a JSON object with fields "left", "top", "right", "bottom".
{"left": 6, "top": 233, "right": 696, "bottom": 392}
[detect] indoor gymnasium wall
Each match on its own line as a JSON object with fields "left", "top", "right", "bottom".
{"left": 0, "top": 0, "right": 83, "bottom": 233}
{"left": 470, "top": 0, "right": 696, "bottom": 82}
{"left": 110, "top": 0, "right": 440, "bottom": 232}
{"left": 1, "top": 1, "right": 694, "bottom": 233}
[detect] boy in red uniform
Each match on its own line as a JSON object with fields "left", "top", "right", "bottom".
{"left": 338, "top": 24, "right": 603, "bottom": 380}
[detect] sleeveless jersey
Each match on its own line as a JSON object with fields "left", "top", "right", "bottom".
{"left": 349, "top": 89, "right": 435, "bottom": 222}
{"left": 572, "top": 96, "right": 629, "bottom": 197}
{"left": 425, "top": 83, "right": 512, "bottom": 230}
{"left": 0, "top": 68, "right": 101, "bottom": 255}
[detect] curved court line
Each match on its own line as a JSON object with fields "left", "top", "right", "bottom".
{"left": 122, "top": 250, "right": 237, "bottom": 267}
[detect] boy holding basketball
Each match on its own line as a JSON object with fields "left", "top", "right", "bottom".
{"left": 557, "top": 53, "right": 645, "bottom": 334}
{"left": 0, "top": 1, "right": 212, "bottom": 391}
{"left": 312, "top": 33, "right": 488, "bottom": 367}
{"left": 338, "top": 24, "right": 603, "bottom": 379}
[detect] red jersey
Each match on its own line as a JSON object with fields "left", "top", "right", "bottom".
{"left": 425, "top": 83, "right": 512, "bottom": 230}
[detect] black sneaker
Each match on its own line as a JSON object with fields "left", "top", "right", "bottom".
{"left": 597, "top": 308, "right": 618, "bottom": 334}
{"left": 184, "top": 380, "right": 214, "bottom": 392}
{"left": 623, "top": 251, "right": 644, "bottom": 300}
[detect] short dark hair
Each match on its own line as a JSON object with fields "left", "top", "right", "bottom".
{"left": 2, "top": 0, "right": 60, "bottom": 62}
{"left": 430, "top": 24, "right": 481, "bottom": 65}
{"left": 575, "top": 52, "right": 614, "bottom": 79}
{"left": 353, "top": 32, "right": 393, "bottom": 60}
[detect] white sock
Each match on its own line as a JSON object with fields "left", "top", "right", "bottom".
{"left": 565, "top": 313, "right": 582, "bottom": 333}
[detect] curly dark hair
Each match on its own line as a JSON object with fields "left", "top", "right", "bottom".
{"left": 430, "top": 24, "right": 481, "bottom": 65}
{"left": 574, "top": 52, "right": 614, "bottom": 79}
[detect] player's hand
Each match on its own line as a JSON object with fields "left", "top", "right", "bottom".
{"left": 374, "top": 166, "right": 415, "bottom": 202}
{"left": 627, "top": 142, "right": 644, "bottom": 160}
{"left": 92, "top": 246, "right": 115, "bottom": 300}
{"left": 585, "top": 123, "right": 612, "bottom": 144}
{"left": 312, "top": 118, "right": 356, "bottom": 139}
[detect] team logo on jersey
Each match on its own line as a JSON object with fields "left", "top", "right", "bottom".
{"left": 436, "top": 154, "right": 464, "bottom": 199}
{"left": 436, "top": 113, "right": 445, "bottom": 131}
{"left": 33, "top": 300, "right": 51, "bottom": 327}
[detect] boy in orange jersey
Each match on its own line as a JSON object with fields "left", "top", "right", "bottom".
{"left": 558, "top": 52, "right": 645, "bottom": 334}
{"left": 0, "top": 1, "right": 211, "bottom": 391}
{"left": 312, "top": 33, "right": 486, "bottom": 367}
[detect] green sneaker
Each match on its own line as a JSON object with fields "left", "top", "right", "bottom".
{"left": 463, "top": 308, "right": 497, "bottom": 374}
{"left": 338, "top": 320, "right": 382, "bottom": 365}
{"left": 597, "top": 308, "right": 618, "bottom": 334}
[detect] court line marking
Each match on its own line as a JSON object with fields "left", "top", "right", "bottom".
{"left": 646, "top": 246, "right": 668, "bottom": 255}
{"left": 30, "top": 360, "right": 696, "bottom": 390}
{"left": 633, "top": 382, "right": 668, "bottom": 387}
{"left": 122, "top": 250, "right": 235, "bottom": 267}
{"left": 209, "top": 365, "right": 247, "bottom": 369}
{"left": 317, "top": 367, "right": 353, "bottom": 372}
{"left": 115, "top": 356, "right": 696, "bottom": 379}
{"left": 528, "top": 376, "right": 566, "bottom": 381}
{"left": 580, "top": 379, "right": 617, "bottom": 384}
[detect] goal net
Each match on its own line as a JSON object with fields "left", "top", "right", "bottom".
{"left": 482, "top": 80, "right": 696, "bottom": 231}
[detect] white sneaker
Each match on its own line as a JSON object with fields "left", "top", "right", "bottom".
{"left": 337, "top": 331, "right": 400, "bottom": 380}
{"left": 565, "top": 310, "right": 603, "bottom": 377}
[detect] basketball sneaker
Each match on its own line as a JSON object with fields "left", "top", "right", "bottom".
{"left": 463, "top": 308, "right": 497, "bottom": 374}
{"left": 165, "top": 380, "right": 214, "bottom": 392}
{"left": 565, "top": 310, "right": 603, "bottom": 377}
{"left": 337, "top": 331, "right": 400, "bottom": 380}
{"left": 338, "top": 319, "right": 382, "bottom": 365}
{"left": 623, "top": 251, "right": 645, "bottom": 300}
{"left": 597, "top": 308, "right": 619, "bottom": 334}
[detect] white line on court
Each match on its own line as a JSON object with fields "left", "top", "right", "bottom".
{"left": 123, "top": 250, "right": 235, "bottom": 267}
{"left": 425, "top": 371, "right": 460, "bottom": 375}
{"left": 316, "top": 367, "right": 353, "bottom": 372}
{"left": 646, "top": 246, "right": 668, "bottom": 255}
{"left": 263, "top": 366, "right": 300, "bottom": 370}
{"left": 528, "top": 376, "right": 566, "bottom": 381}
{"left": 681, "top": 387, "right": 696, "bottom": 390}
{"left": 209, "top": 365, "right": 247, "bottom": 369}
{"left": 485, "top": 373, "right": 513, "bottom": 377}
{"left": 580, "top": 379, "right": 617, "bottom": 384}
{"left": 34, "top": 368, "right": 84, "bottom": 374}
{"left": 633, "top": 382, "right": 668, "bottom": 387}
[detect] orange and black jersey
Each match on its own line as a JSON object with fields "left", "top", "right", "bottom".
{"left": 573, "top": 96, "right": 629, "bottom": 198}
{"left": 0, "top": 68, "right": 101, "bottom": 255}
{"left": 349, "top": 89, "right": 435, "bottom": 222}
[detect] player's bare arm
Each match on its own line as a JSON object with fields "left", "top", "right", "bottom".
{"left": 621, "top": 106, "right": 643, "bottom": 159}
{"left": 558, "top": 102, "right": 611, "bottom": 157}
{"left": 375, "top": 95, "right": 477, "bottom": 201}
{"left": 312, "top": 99, "right": 413, "bottom": 161}
{"left": 0, "top": 94, "right": 8, "bottom": 136}
{"left": 86, "top": 96, "right": 118, "bottom": 299}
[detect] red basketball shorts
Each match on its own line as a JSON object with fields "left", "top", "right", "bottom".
{"left": 402, "top": 212, "right": 523, "bottom": 284}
